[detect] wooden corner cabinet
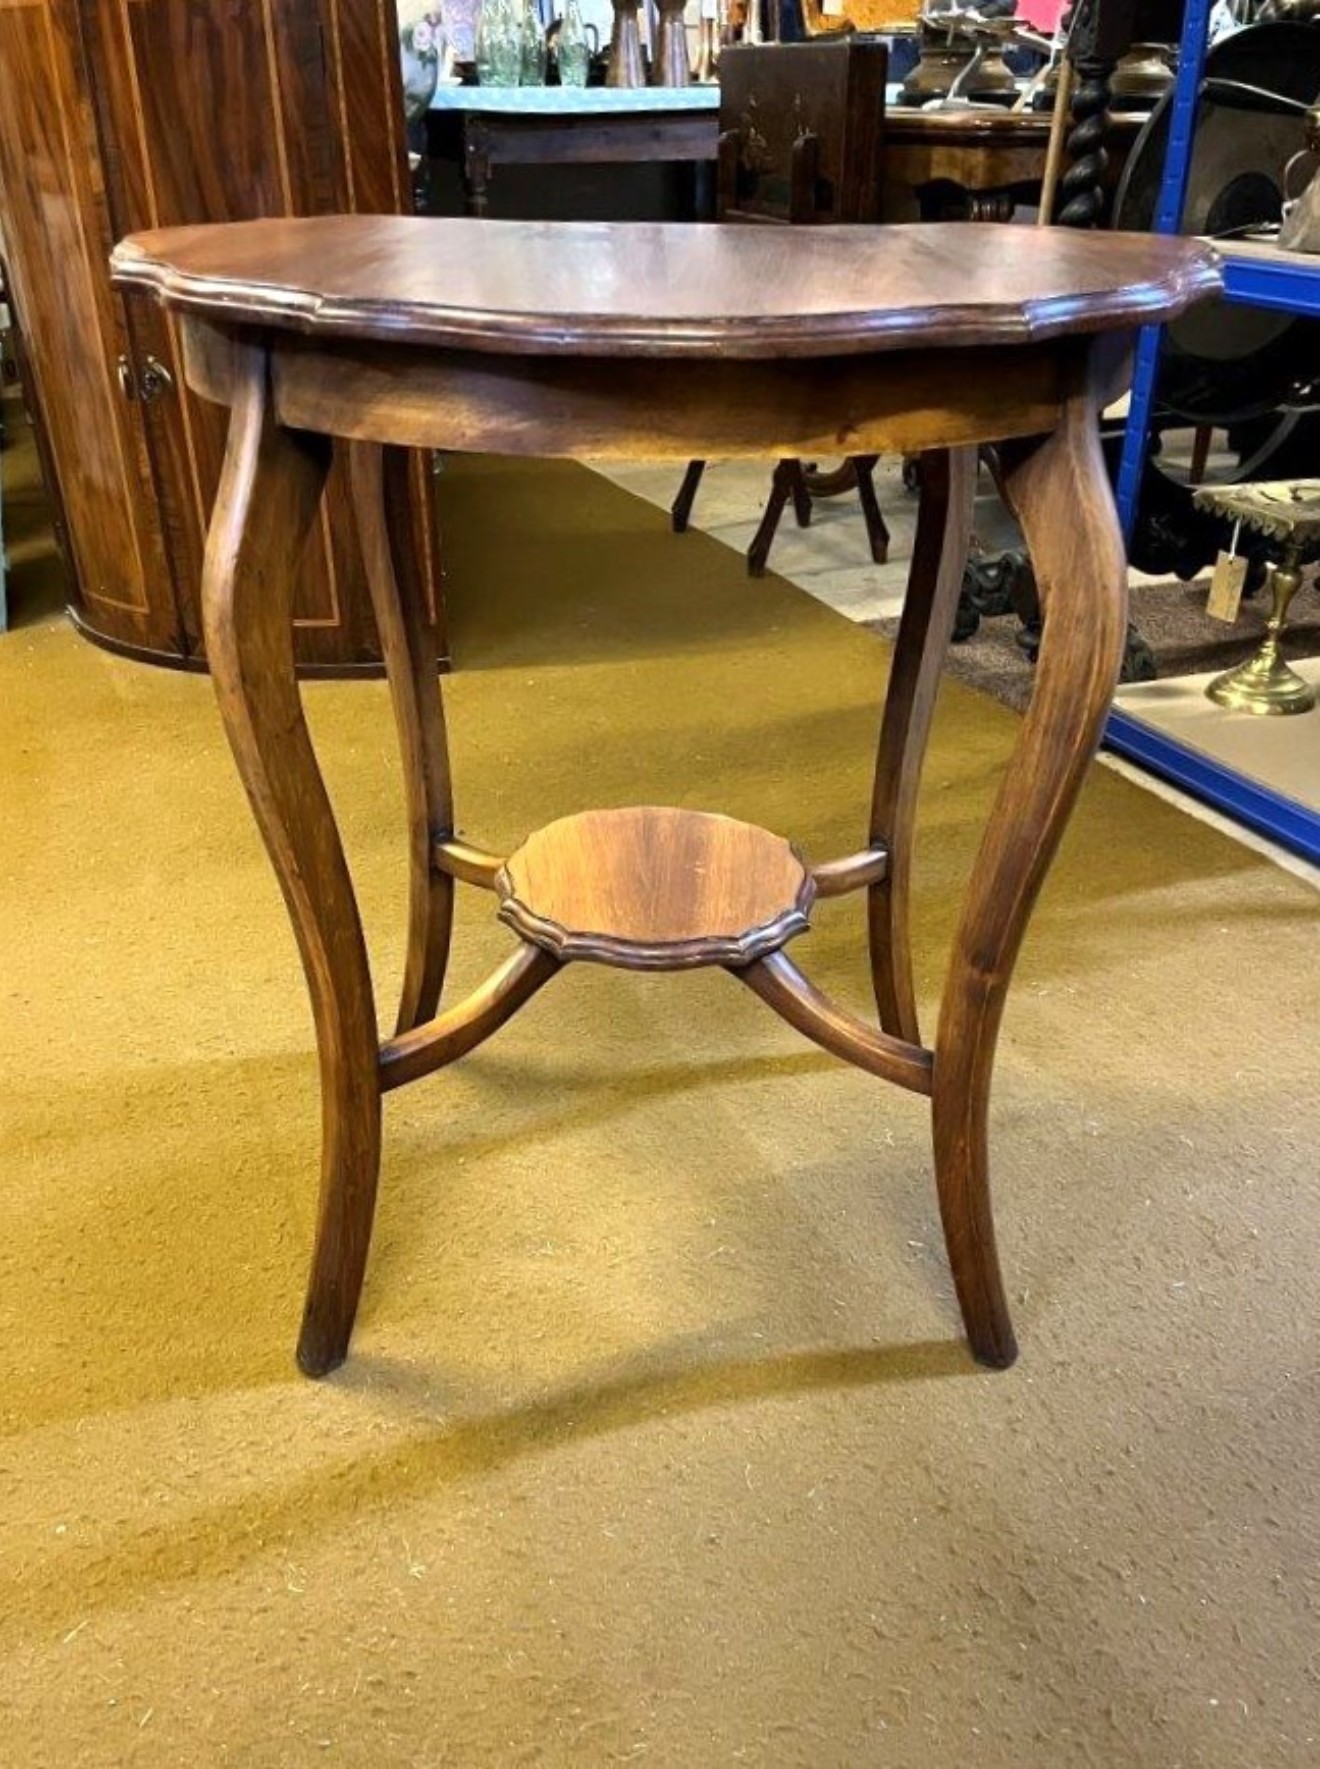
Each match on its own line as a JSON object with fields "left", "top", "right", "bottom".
{"left": 0, "top": 0, "right": 445, "bottom": 671}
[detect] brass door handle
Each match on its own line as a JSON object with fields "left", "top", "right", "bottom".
{"left": 139, "top": 355, "right": 175, "bottom": 403}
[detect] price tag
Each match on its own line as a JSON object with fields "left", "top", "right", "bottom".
{"left": 821, "top": 0, "right": 846, "bottom": 13}
{"left": 1206, "top": 551, "right": 1248, "bottom": 623}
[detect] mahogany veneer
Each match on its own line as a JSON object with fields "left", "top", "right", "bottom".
{"left": 497, "top": 808, "right": 816, "bottom": 970}
{"left": 0, "top": 1, "right": 443, "bottom": 671}
{"left": 110, "top": 215, "right": 1221, "bottom": 1378}
{"left": 113, "top": 215, "right": 1214, "bottom": 355}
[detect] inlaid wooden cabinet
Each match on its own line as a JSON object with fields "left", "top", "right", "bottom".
{"left": 0, "top": 0, "right": 445, "bottom": 669}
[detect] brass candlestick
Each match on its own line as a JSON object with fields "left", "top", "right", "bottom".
{"left": 1195, "top": 480, "right": 1320, "bottom": 716}
{"left": 1206, "top": 545, "right": 1317, "bottom": 715}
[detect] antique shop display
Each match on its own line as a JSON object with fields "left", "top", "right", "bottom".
{"left": 425, "top": 85, "right": 720, "bottom": 216}
{"left": 898, "top": 4, "right": 1026, "bottom": 106}
{"left": 1112, "top": 17, "right": 1320, "bottom": 583}
{"left": 476, "top": 0, "right": 525, "bottom": 83}
{"left": 112, "top": 214, "right": 1218, "bottom": 1377}
{"left": 0, "top": 0, "right": 443, "bottom": 670}
{"left": 1195, "top": 481, "right": 1320, "bottom": 715}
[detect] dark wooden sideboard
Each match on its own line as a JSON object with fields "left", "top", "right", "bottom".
{"left": 0, "top": 1, "right": 445, "bottom": 670}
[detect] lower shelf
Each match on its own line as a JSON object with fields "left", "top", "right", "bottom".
{"left": 496, "top": 805, "right": 816, "bottom": 971}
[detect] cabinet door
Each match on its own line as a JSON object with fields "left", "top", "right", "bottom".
{"left": 78, "top": 0, "right": 441, "bottom": 668}
{"left": 0, "top": 1, "right": 184, "bottom": 656}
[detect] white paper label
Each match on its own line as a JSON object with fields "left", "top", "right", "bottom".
{"left": 1206, "top": 551, "right": 1248, "bottom": 624}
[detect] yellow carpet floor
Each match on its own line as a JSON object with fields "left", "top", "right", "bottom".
{"left": 3, "top": 450, "right": 1319, "bottom": 1766}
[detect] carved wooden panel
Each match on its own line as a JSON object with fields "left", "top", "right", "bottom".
{"left": 717, "top": 40, "right": 889, "bottom": 226}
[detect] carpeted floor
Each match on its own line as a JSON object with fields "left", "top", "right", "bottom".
{"left": 4, "top": 446, "right": 1320, "bottom": 1766}
{"left": 596, "top": 456, "right": 1320, "bottom": 717}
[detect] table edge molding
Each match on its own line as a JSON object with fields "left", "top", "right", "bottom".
{"left": 110, "top": 239, "right": 1224, "bottom": 359}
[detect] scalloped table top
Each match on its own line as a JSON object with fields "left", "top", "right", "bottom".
{"left": 111, "top": 216, "right": 1222, "bottom": 360}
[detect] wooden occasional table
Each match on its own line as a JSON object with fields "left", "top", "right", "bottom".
{"left": 110, "top": 217, "right": 1219, "bottom": 1377}
{"left": 882, "top": 107, "right": 1147, "bottom": 222}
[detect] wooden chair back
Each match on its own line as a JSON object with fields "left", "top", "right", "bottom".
{"left": 716, "top": 39, "right": 889, "bottom": 225}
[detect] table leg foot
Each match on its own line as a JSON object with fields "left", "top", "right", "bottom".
{"left": 933, "top": 348, "right": 1128, "bottom": 1368}
{"left": 672, "top": 459, "right": 705, "bottom": 533}
{"left": 203, "top": 350, "right": 383, "bottom": 1379}
{"left": 929, "top": 1075, "right": 1020, "bottom": 1369}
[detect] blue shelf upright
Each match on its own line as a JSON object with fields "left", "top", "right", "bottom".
{"left": 1112, "top": 0, "right": 1216, "bottom": 539}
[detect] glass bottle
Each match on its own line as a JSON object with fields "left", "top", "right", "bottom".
{"left": 519, "top": 0, "right": 548, "bottom": 84}
{"left": 476, "top": 0, "right": 521, "bottom": 85}
{"left": 557, "top": 0, "right": 591, "bottom": 87}
{"left": 475, "top": 0, "right": 497, "bottom": 82}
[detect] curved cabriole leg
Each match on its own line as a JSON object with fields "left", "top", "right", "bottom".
{"left": 868, "top": 446, "right": 976, "bottom": 1044}
{"left": 349, "top": 442, "right": 454, "bottom": 1035}
{"left": 202, "top": 350, "right": 382, "bottom": 1379}
{"left": 933, "top": 354, "right": 1128, "bottom": 1369}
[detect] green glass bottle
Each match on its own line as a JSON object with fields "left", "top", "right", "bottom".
{"left": 557, "top": 0, "right": 591, "bottom": 86}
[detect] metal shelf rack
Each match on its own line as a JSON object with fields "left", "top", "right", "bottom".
{"left": 1104, "top": 0, "right": 1320, "bottom": 864}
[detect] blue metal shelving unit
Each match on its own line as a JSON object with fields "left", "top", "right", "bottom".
{"left": 1112, "top": 0, "right": 1215, "bottom": 537}
{"left": 1104, "top": 0, "right": 1320, "bottom": 865}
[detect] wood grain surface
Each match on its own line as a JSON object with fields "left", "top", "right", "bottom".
{"left": 111, "top": 215, "right": 1222, "bottom": 358}
{"left": 250, "top": 331, "right": 1077, "bottom": 461}
{"left": 497, "top": 807, "right": 816, "bottom": 970}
